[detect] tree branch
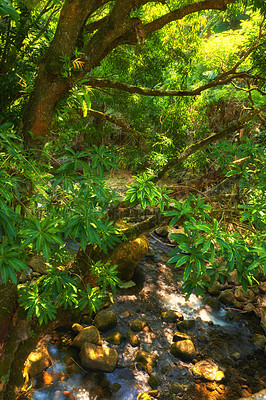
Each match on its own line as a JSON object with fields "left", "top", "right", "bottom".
{"left": 87, "top": 71, "right": 248, "bottom": 97}
{"left": 143, "top": 0, "right": 236, "bottom": 36}
{"left": 152, "top": 108, "right": 265, "bottom": 182}
{"left": 87, "top": 108, "right": 144, "bottom": 139}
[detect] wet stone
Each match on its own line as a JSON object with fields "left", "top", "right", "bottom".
{"left": 136, "top": 350, "right": 157, "bottom": 374}
{"left": 161, "top": 310, "right": 184, "bottom": 322}
{"left": 126, "top": 329, "right": 140, "bottom": 347}
{"left": 231, "top": 351, "right": 241, "bottom": 361}
{"left": 106, "top": 330, "right": 123, "bottom": 345}
{"left": 191, "top": 360, "right": 225, "bottom": 382}
{"left": 80, "top": 342, "right": 118, "bottom": 372}
{"left": 170, "top": 340, "right": 196, "bottom": 361}
{"left": 148, "top": 374, "right": 160, "bottom": 389}
{"left": 110, "top": 383, "right": 121, "bottom": 393}
{"left": 131, "top": 318, "right": 148, "bottom": 332}
{"left": 171, "top": 382, "right": 184, "bottom": 394}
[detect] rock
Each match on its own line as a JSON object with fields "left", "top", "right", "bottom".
{"left": 171, "top": 382, "right": 184, "bottom": 394}
{"left": 170, "top": 340, "right": 196, "bottom": 361}
{"left": 24, "top": 345, "right": 52, "bottom": 377}
{"left": 94, "top": 310, "right": 117, "bottom": 331}
{"left": 106, "top": 331, "right": 123, "bottom": 345}
{"left": 176, "top": 319, "right": 195, "bottom": 331}
{"left": 126, "top": 330, "right": 140, "bottom": 347}
{"left": 155, "top": 226, "right": 169, "bottom": 237}
{"left": 231, "top": 352, "right": 241, "bottom": 361}
{"left": 148, "top": 374, "right": 160, "bottom": 389}
{"left": 131, "top": 318, "right": 148, "bottom": 332}
{"left": 173, "top": 331, "right": 191, "bottom": 342}
{"left": 243, "top": 303, "right": 256, "bottom": 312}
{"left": 218, "top": 289, "right": 234, "bottom": 305}
{"left": 253, "top": 334, "right": 266, "bottom": 349}
{"left": 72, "top": 323, "right": 83, "bottom": 333}
{"left": 191, "top": 360, "right": 225, "bottom": 381}
{"left": 72, "top": 326, "right": 102, "bottom": 348}
{"left": 110, "top": 383, "right": 121, "bottom": 393}
{"left": 260, "top": 282, "right": 266, "bottom": 293}
{"left": 161, "top": 310, "right": 183, "bottom": 322}
{"left": 204, "top": 296, "right": 221, "bottom": 309}
{"left": 80, "top": 342, "right": 118, "bottom": 372}
{"left": 237, "top": 389, "right": 266, "bottom": 400}
{"left": 208, "top": 281, "right": 223, "bottom": 296}
{"left": 29, "top": 255, "right": 48, "bottom": 274}
{"left": 109, "top": 222, "right": 148, "bottom": 280}
{"left": 136, "top": 350, "right": 157, "bottom": 374}
{"left": 234, "top": 287, "right": 256, "bottom": 303}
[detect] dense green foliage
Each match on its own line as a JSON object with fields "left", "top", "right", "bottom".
{"left": 0, "top": 0, "right": 265, "bottom": 328}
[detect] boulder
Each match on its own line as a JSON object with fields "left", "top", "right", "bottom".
{"left": 191, "top": 360, "right": 225, "bottom": 381}
{"left": 94, "top": 310, "right": 117, "bottom": 331}
{"left": 80, "top": 342, "right": 118, "bottom": 372}
{"left": 136, "top": 350, "right": 157, "bottom": 374}
{"left": 109, "top": 222, "right": 148, "bottom": 280}
{"left": 24, "top": 345, "right": 52, "bottom": 377}
{"left": 170, "top": 340, "right": 196, "bottom": 361}
{"left": 72, "top": 326, "right": 102, "bottom": 348}
{"left": 161, "top": 310, "right": 183, "bottom": 323}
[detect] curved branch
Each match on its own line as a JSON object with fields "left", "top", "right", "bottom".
{"left": 88, "top": 108, "right": 144, "bottom": 138}
{"left": 143, "top": 0, "right": 235, "bottom": 36}
{"left": 152, "top": 108, "right": 265, "bottom": 182}
{"left": 87, "top": 72, "right": 248, "bottom": 97}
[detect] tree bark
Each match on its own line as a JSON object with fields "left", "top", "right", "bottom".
{"left": 21, "top": 0, "right": 239, "bottom": 142}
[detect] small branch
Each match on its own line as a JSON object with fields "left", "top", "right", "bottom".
{"left": 87, "top": 108, "right": 145, "bottom": 139}
{"left": 152, "top": 108, "right": 265, "bottom": 182}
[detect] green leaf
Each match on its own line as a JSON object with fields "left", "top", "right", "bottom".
{"left": 169, "top": 254, "right": 190, "bottom": 267}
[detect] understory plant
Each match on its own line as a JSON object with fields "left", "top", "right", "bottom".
{"left": 166, "top": 138, "right": 266, "bottom": 297}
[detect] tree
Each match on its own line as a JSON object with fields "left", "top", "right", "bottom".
{"left": 0, "top": 0, "right": 265, "bottom": 398}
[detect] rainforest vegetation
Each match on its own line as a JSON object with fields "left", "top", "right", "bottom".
{"left": 0, "top": 0, "right": 265, "bottom": 397}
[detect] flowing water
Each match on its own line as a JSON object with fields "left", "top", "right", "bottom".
{"left": 31, "top": 234, "right": 266, "bottom": 400}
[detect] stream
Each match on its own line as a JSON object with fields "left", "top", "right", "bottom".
{"left": 30, "top": 234, "right": 266, "bottom": 400}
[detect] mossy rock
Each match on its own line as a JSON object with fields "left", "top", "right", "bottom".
{"left": 94, "top": 310, "right": 117, "bottom": 332}
{"left": 108, "top": 222, "right": 148, "bottom": 280}
{"left": 130, "top": 318, "right": 148, "bottom": 332}
{"left": 106, "top": 331, "right": 123, "bottom": 345}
